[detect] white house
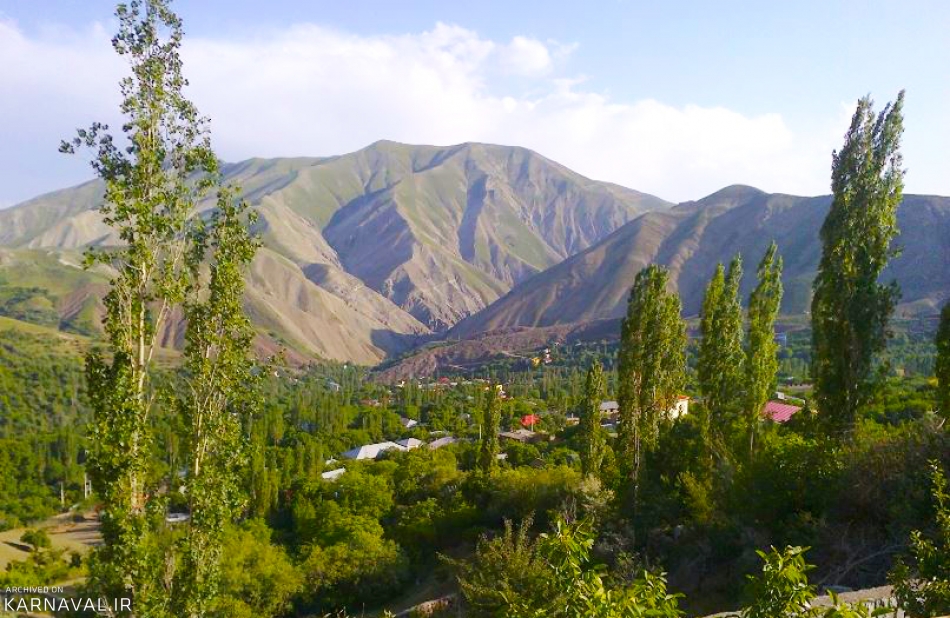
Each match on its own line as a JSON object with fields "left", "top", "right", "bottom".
{"left": 395, "top": 438, "right": 424, "bottom": 450}
{"left": 341, "top": 441, "right": 406, "bottom": 461}
{"left": 321, "top": 467, "right": 346, "bottom": 481}
{"left": 428, "top": 436, "right": 459, "bottom": 450}
{"left": 599, "top": 396, "right": 689, "bottom": 420}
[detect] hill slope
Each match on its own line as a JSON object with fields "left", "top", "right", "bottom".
{"left": 452, "top": 186, "right": 950, "bottom": 336}
{"left": 0, "top": 141, "right": 667, "bottom": 362}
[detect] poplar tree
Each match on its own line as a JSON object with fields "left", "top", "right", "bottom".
{"left": 936, "top": 301, "right": 950, "bottom": 421}
{"left": 579, "top": 361, "right": 606, "bottom": 479}
{"left": 62, "top": 1, "right": 258, "bottom": 614}
{"left": 744, "top": 242, "right": 783, "bottom": 456}
{"left": 617, "top": 265, "right": 687, "bottom": 503}
{"left": 173, "top": 190, "right": 260, "bottom": 617}
{"left": 811, "top": 91, "right": 905, "bottom": 436}
{"left": 478, "top": 385, "right": 501, "bottom": 474}
{"left": 697, "top": 255, "right": 745, "bottom": 453}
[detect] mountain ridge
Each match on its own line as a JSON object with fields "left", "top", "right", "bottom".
{"left": 0, "top": 140, "right": 669, "bottom": 363}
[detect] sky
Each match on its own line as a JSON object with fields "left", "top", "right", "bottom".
{"left": 1, "top": 0, "right": 948, "bottom": 207}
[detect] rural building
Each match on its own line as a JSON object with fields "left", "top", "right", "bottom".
{"left": 499, "top": 428, "right": 538, "bottom": 443}
{"left": 761, "top": 400, "right": 802, "bottom": 423}
{"left": 342, "top": 441, "right": 406, "bottom": 460}
{"left": 428, "top": 436, "right": 459, "bottom": 450}
{"left": 321, "top": 467, "right": 346, "bottom": 481}
{"left": 396, "top": 438, "right": 424, "bottom": 450}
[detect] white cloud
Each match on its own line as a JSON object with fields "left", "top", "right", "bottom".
{"left": 0, "top": 18, "right": 847, "bottom": 204}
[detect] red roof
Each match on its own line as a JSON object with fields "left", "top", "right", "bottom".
{"left": 521, "top": 414, "right": 541, "bottom": 427}
{"left": 761, "top": 400, "right": 802, "bottom": 423}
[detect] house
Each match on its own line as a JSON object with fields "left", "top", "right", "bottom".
{"left": 600, "top": 396, "right": 690, "bottom": 419}
{"left": 499, "top": 428, "right": 538, "bottom": 443}
{"left": 400, "top": 417, "right": 419, "bottom": 429}
{"left": 428, "top": 436, "right": 459, "bottom": 450}
{"left": 321, "top": 467, "right": 346, "bottom": 481}
{"left": 341, "top": 441, "right": 406, "bottom": 461}
{"left": 395, "top": 438, "right": 424, "bottom": 450}
{"left": 669, "top": 395, "right": 690, "bottom": 419}
{"left": 762, "top": 400, "right": 802, "bottom": 423}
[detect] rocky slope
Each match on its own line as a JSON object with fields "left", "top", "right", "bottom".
{"left": 452, "top": 186, "right": 950, "bottom": 336}
{"left": 0, "top": 141, "right": 666, "bottom": 363}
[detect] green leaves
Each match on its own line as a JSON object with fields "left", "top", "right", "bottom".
{"left": 890, "top": 462, "right": 950, "bottom": 617}
{"left": 745, "top": 242, "right": 784, "bottom": 456}
{"left": 580, "top": 361, "right": 607, "bottom": 479}
{"left": 812, "top": 92, "right": 906, "bottom": 436}
{"left": 478, "top": 384, "right": 502, "bottom": 475}
{"left": 936, "top": 301, "right": 950, "bottom": 420}
{"left": 616, "top": 264, "right": 687, "bottom": 491}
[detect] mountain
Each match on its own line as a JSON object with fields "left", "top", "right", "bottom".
{"left": 0, "top": 141, "right": 668, "bottom": 363}
{"left": 451, "top": 186, "right": 950, "bottom": 336}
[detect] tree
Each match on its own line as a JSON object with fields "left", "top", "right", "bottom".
{"left": 936, "top": 301, "right": 950, "bottom": 420}
{"left": 212, "top": 520, "right": 301, "bottom": 618}
{"left": 745, "top": 243, "right": 783, "bottom": 456}
{"left": 478, "top": 385, "right": 502, "bottom": 474}
{"left": 890, "top": 462, "right": 950, "bottom": 617}
{"left": 697, "top": 255, "right": 744, "bottom": 463}
{"left": 173, "top": 190, "right": 260, "bottom": 617}
{"left": 811, "top": 91, "right": 905, "bottom": 436}
{"left": 20, "top": 528, "right": 51, "bottom": 554}
{"left": 580, "top": 361, "right": 606, "bottom": 479}
{"left": 62, "top": 1, "right": 257, "bottom": 614}
{"left": 617, "top": 265, "right": 687, "bottom": 504}
{"left": 505, "top": 518, "right": 683, "bottom": 618}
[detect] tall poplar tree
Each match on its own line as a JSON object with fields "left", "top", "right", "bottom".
{"left": 936, "top": 301, "right": 950, "bottom": 421}
{"left": 745, "top": 242, "right": 783, "bottom": 456}
{"left": 62, "top": 1, "right": 258, "bottom": 614}
{"left": 697, "top": 255, "right": 745, "bottom": 453}
{"left": 811, "top": 91, "right": 905, "bottom": 436}
{"left": 617, "top": 265, "right": 687, "bottom": 503}
{"left": 478, "top": 385, "right": 501, "bottom": 474}
{"left": 173, "top": 190, "right": 260, "bottom": 617}
{"left": 579, "top": 361, "right": 606, "bottom": 479}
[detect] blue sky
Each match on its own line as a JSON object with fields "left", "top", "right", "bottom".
{"left": 1, "top": 0, "right": 948, "bottom": 206}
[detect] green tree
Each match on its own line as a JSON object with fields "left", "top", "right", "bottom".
{"left": 745, "top": 243, "right": 783, "bottom": 456}
{"left": 617, "top": 265, "right": 687, "bottom": 504}
{"left": 212, "top": 520, "right": 301, "bottom": 618}
{"left": 936, "top": 301, "right": 950, "bottom": 420}
{"left": 580, "top": 361, "right": 607, "bottom": 479}
{"left": 478, "top": 385, "right": 502, "bottom": 475}
{"left": 506, "top": 518, "right": 683, "bottom": 618}
{"left": 697, "top": 255, "right": 745, "bottom": 470}
{"left": 890, "top": 462, "right": 950, "bottom": 617}
{"left": 62, "top": 1, "right": 257, "bottom": 614}
{"left": 62, "top": 1, "right": 220, "bottom": 611}
{"left": 811, "top": 91, "right": 906, "bottom": 436}
{"left": 173, "top": 189, "right": 260, "bottom": 617}
{"left": 20, "top": 528, "right": 51, "bottom": 554}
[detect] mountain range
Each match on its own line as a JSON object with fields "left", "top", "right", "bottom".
{"left": 0, "top": 141, "right": 666, "bottom": 364}
{"left": 2, "top": 141, "right": 948, "bottom": 367}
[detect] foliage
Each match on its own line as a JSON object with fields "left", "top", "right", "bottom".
{"left": 936, "top": 301, "right": 950, "bottom": 419}
{"left": 506, "top": 518, "right": 683, "bottom": 618}
{"left": 617, "top": 265, "right": 687, "bottom": 504}
{"left": 211, "top": 520, "right": 300, "bottom": 618}
{"left": 745, "top": 242, "right": 784, "bottom": 456}
{"left": 812, "top": 92, "right": 906, "bottom": 436}
{"left": 478, "top": 385, "right": 501, "bottom": 475}
{"left": 580, "top": 361, "right": 607, "bottom": 478}
{"left": 20, "top": 528, "right": 51, "bottom": 553}
{"left": 699, "top": 255, "right": 746, "bottom": 442}
{"left": 173, "top": 187, "right": 260, "bottom": 617}
{"left": 890, "top": 462, "right": 950, "bottom": 617}
{"left": 449, "top": 515, "right": 554, "bottom": 617}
